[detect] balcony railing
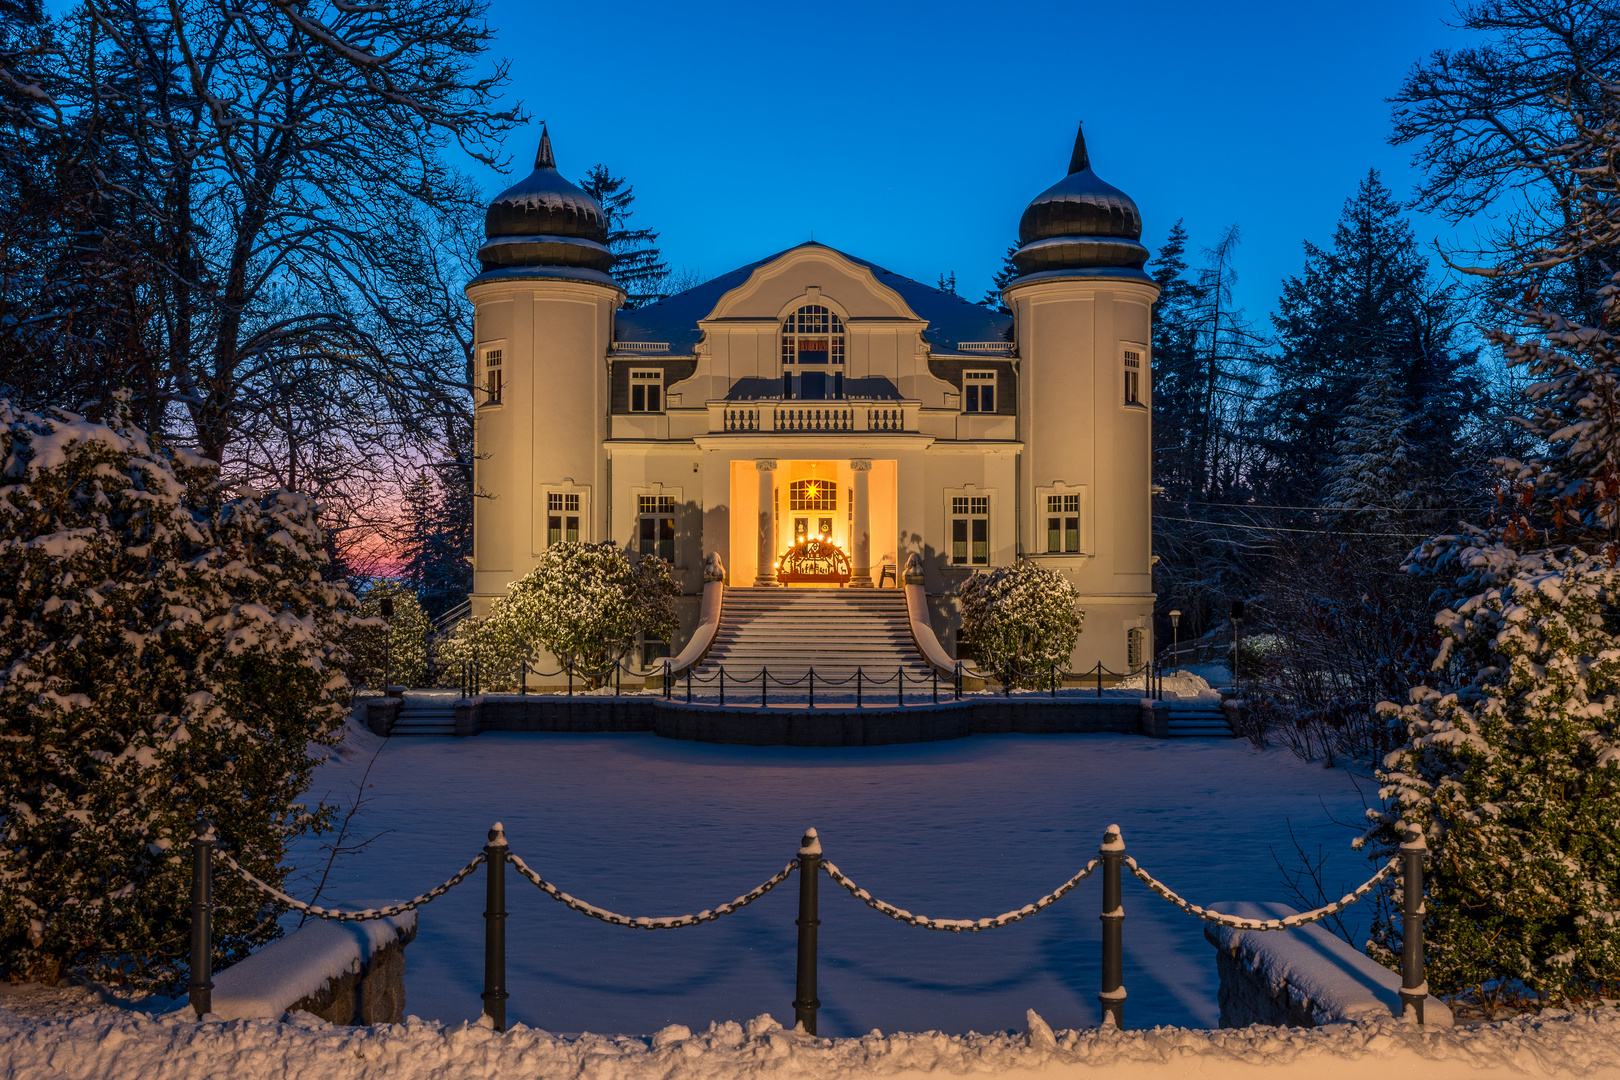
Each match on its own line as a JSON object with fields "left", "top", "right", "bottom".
{"left": 711, "top": 399, "right": 918, "bottom": 433}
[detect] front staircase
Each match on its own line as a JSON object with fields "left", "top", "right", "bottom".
{"left": 695, "top": 588, "right": 934, "bottom": 684}
{"left": 390, "top": 691, "right": 459, "bottom": 736}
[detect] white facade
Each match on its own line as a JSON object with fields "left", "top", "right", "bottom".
{"left": 466, "top": 127, "right": 1160, "bottom": 672}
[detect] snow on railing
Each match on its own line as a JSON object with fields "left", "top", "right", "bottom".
{"left": 191, "top": 821, "right": 1430, "bottom": 1034}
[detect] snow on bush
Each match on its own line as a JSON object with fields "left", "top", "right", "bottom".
{"left": 1369, "top": 277, "right": 1620, "bottom": 1002}
{"left": 345, "top": 581, "right": 429, "bottom": 688}
{"left": 958, "top": 560, "right": 1083, "bottom": 686}
{"left": 0, "top": 398, "right": 355, "bottom": 988}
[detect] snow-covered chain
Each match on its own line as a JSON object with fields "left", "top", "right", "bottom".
{"left": 507, "top": 852, "right": 797, "bottom": 929}
{"left": 1123, "top": 854, "right": 1400, "bottom": 930}
{"left": 820, "top": 856, "right": 1102, "bottom": 932}
{"left": 214, "top": 850, "right": 486, "bottom": 921}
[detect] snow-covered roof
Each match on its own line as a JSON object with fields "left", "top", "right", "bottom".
{"left": 614, "top": 243, "right": 1013, "bottom": 357}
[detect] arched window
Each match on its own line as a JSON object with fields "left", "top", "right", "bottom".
{"left": 781, "top": 305, "right": 845, "bottom": 400}
{"left": 781, "top": 305, "right": 845, "bottom": 367}
{"left": 789, "top": 479, "right": 838, "bottom": 511}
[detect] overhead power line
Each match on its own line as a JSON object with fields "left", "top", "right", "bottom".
{"left": 1155, "top": 515, "right": 1434, "bottom": 539}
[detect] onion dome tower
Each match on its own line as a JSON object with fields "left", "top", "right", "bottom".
{"left": 465, "top": 125, "right": 623, "bottom": 619}
{"left": 1010, "top": 123, "right": 1150, "bottom": 280}
{"left": 1002, "top": 122, "right": 1159, "bottom": 675}
{"left": 477, "top": 124, "right": 615, "bottom": 274}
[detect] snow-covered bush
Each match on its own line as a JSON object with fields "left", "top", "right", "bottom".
{"left": 347, "top": 581, "right": 430, "bottom": 688}
{"left": 958, "top": 561, "right": 1083, "bottom": 687}
{"left": 1368, "top": 276, "right": 1620, "bottom": 1002}
{"left": 431, "top": 609, "right": 529, "bottom": 689}
{"left": 500, "top": 541, "right": 679, "bottom": 683}
{"left": 0, "top": 399, "right": 354, "bottom": 987}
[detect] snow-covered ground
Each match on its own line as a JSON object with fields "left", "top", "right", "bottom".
{"left": 8, "top": 1003, "right": 1620, "bottom": 1079}
{"left": 281, "top": 724, "right": 1381, "bottom": 1038}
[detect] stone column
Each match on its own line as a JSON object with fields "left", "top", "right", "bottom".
{"left": 850, "top": 458, "right": 872, "bottom": 586}
{"left": 755, "top": 459, "right": 778, "bottom": 586}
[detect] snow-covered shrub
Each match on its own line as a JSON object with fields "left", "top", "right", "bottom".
{"left": 1368, "top": 276, "right": 1620, "bottom": 1002}
{"left": 500, "top": 541, "right": 679, "bottom": 684}
{"left": 347, "top": 581, "right": 430, "bottom": 688}
{"left": 958, "top": 560, "right": 1083, "bottom": 687}
{"left": 0, "top": 399, "right": 354, "bottom": 987}
{"left": 431, "top": 609, "right": 529, "bottom": 689}
{"left": 1371, "top": 550, "right": 1620, "bottom": 1000}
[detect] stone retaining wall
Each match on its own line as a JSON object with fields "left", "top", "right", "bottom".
{"left": 455, "top": 695, "right": 1171, "bottom": 747}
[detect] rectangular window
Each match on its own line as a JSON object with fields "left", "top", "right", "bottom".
{"left": 637, "top": 495, "right": 676, "bottom": 560}
{"left": 1123, "top": 349, "right": 1142, "bottom": 405}
{"left": 1046, "top": 494, "right": 1080, "bottom": 553}
{"left": 629, "top": 369, "right": 663, "bottom": 412}
{"left": 963, "top": 371, "right": 996, "bottom": 413}
{"left": 641, "top": 634, "right": 671, "bottom": 667}
{"left": 484, "top": 348, "right": 503, "bottom": 405}
{"left": 950, "top": 495, "right": 990, "bottom": 565}
{"left": 547, "top": 492, "right": 580, "bottom": 547}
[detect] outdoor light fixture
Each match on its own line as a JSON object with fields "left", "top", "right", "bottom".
{"left": 1169, "top": 609, "right": 1181, "bottom": 674}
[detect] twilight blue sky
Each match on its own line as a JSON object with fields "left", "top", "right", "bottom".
{"left": 468, "top": 0, "right": 1474, "bottom": 322}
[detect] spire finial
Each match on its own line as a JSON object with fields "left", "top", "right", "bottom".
{"left": 535, "top": 123, "right": 555, "bottom": 170}
{"left": 1068, "top": 121, "right": 1089, "bottom": 175}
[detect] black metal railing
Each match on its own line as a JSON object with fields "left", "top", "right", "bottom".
{"left": 452, "top": 657, "right": 1170, "bottom": 709}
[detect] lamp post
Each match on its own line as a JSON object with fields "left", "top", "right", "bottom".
{"left": 380, "top": 596, "right": 395, "bottom": 693}
{"left": 1168, "top": 609, "right": 1181, "bottom": 673}
{"left": 1230, "top": 599, "right": 1244, "bottom": 692}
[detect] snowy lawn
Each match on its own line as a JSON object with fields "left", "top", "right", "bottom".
{"left": 283, "top": 726, "right": 1383, "bottom": 1039}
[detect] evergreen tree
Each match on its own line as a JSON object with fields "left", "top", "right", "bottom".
{"left": 936, "top": 271, "right": 957, "bottom": 296}
{"left": 1322, "top": 364, "right": 1421, "bottom": 518}
{"left": 981, "top": 244, "right": 1020, "bottom": 312}
{"left": 1148, "top": 220, "right": 1204, "bottom": 498}
{"left": 399, "top": 467, "right": 472, "bottom": 621}
{"left": 0, "top": 397, "right": 354, "bottom": 986}
{"left": 1369, "top": 272, "right": 1620, "bottom": 1002}
{"left": 1264, "top": 170, "right": 1480, "bottom": 506}
{"left": 580, "top": 165, "right": 670, "bottom": 309}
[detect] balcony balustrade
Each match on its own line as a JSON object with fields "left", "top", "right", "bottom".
{"left": 710, "top": 399, "right": 918, "bottom": 434}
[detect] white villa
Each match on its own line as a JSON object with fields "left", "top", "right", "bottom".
{"left": 466, "top": 124, "right": 1159, "bottom": 676}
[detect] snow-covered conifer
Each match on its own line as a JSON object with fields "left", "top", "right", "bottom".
{"left": 0, "top": 398, "right": 353, "bottom": 987}
{"left": 1324, "top": 365, "right": 1422, "bottom": 519}
{"left": 1369, "top": 275, "right": 1620, "bottom": 1001}
{"left": 958, "top": 561, "right": 1084, "bottom": 688}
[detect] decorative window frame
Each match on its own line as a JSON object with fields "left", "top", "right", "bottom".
{"left": 533, "top": 482, "right": 590, "bottom": 554}
{"left": 628, "top": 367, "right": 665, "bottom": 413}
{"left": 961, "top": 370, "right": 998, "bottom": 413}
{"left": 1120, "top": 341, "right": 1149, "bottom": 409}
{"left": 1034, "top": 482, "right": 1092, "bottom": 557}
{"left": 777, "top": 289, "right": 850, "bottom": 373}
{"left": 943, "top": 485, "right": 995, "bottom": 568}
{"left": 479, "top": 339, "right": 508, "bottom": 409}
{"left": 631, "top": 484, "right": 682, "bottom": 565}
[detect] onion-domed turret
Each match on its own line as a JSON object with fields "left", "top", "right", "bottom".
{"left": 477, "top": 125, "right": 615, "bottom": 274}
{"left": 1011, "top": 124, "right": 1149, "bottom": 278}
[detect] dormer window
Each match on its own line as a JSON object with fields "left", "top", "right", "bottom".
{"left": 781, "top": 305, "right": 845, "bottom": 400}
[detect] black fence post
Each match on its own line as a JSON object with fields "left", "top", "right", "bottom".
{"left": 615, "top": 662, "right": 622, "bottom": 697}
{"left": 793, "top": 829, "right": 822, "bottom": 1035}
{"left": 719, "top": 667, "right": 725, "bottom": 707}
{"left": 897, "top": 665, "right": 904, "bottom": 707}
{"left": 1050, "top": 661, "right": 1057, "bottom": 698}
{"left": 1099, "top": 825, "right": 1126, "bottom": 1028}
{"left": 521, "top": 662, "right": 527, "bottom": 696}
{"left": 954, "top": 661, "right": 962, "bottom": 701}
{"left": 932, "top": 667, "right": 938, "bottom": 704}
{"left": 567, "top": 661, "right": 574, "bottom": 697}
{"left": 856, "top": 668, "right": 862, "bottom": 709}
{"left": 762, "top": 667, "right": 768, "bottom": 707}
{"left": 686, "top": 667, "right": 692, "bottom": 704}
{"left": 808, "top": 669, "right": 815, "bottom": 709}
{"left": 483, "top": 822, "right": 509, "bottom": 1031}
{"left": 1400, "top": 826, "right": 1428, "bottom": 1024}
{"left": 1096, "top": 662, "right": 1103, "bottom": 698}
{"left": 188, "top": 820, "right": 214, "bottom": 1018}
